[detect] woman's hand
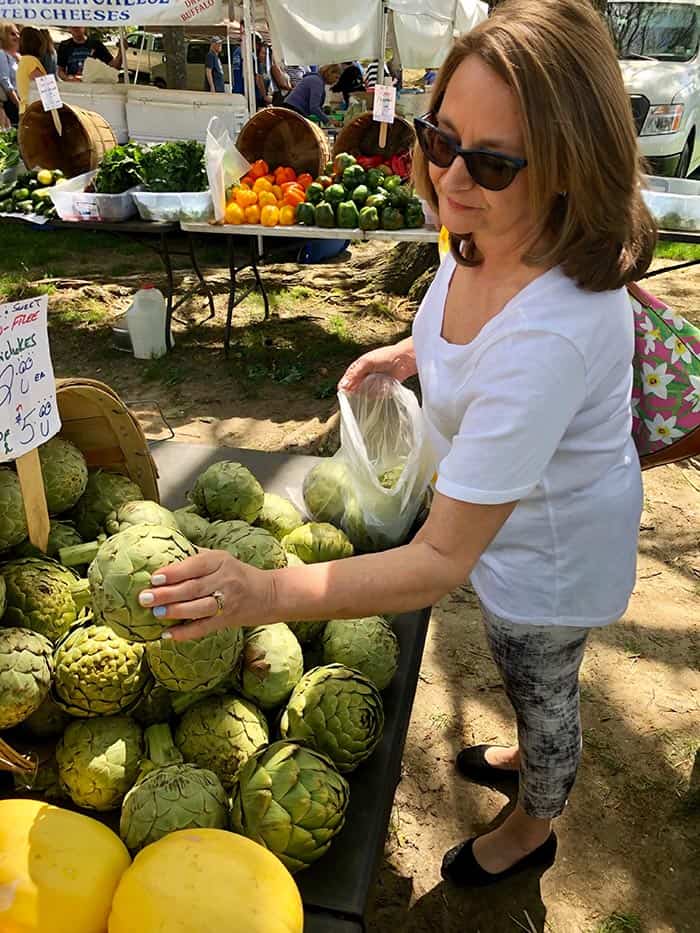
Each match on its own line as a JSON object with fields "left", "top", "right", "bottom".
{"left": 338, "top": 338, "right": 417, "bottom": 392}
{"left": 138, "top": 549, "right": 273, "bottom": 641}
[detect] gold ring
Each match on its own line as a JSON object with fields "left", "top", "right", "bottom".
{"left": 212, "top": 591, "right": 225, "bottom": 616}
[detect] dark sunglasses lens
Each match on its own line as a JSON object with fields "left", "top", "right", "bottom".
{"left": 418, "top": 123, "right": 455, "bottom": 168}
{"left": 467, "top": 152, "right": 518, "bottom": 191}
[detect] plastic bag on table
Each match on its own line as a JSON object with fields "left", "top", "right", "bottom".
{"left": 302, "top": 375, "right": 435, "bottom": 552}
{"left": 205, "top": 116, "right": 250, "bottom": 223}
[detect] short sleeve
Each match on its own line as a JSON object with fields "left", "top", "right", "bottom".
{"left": 435, "top": 330, "right": 587, "bottom": 504}
{"left": 94, "top": 41, "right": 113, "bottom": 65}
{"left": 56, "top": 42, "right": 69, "bottom": 68}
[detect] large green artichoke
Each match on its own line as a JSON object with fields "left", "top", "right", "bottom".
{"left": 238, "top": 624, "right": 304, "bottom": 710}
{"left": 72, "top": 470, "right": 144, "bottom": 540}
{"left": 38, "top": 437, "right": 88, "bottom": 515}
{"left": 120, "top": 723, "right": 229, "bottom": 853}
{"left": 104, "top": 500, "right": 178, "bottom": 537}
{"left": 280, "top": 664, "right": 385, "bottom": 773}
{"left": 0, "top": 627, "right": 53, "bottom": 729}
{"left": 0, "top": 468, "right": 28, "bottom": 552}
{"left": 21, "top": 694, "right": 70, "bottom": 738}
{"left": 89, "top": 523, "right": 197, "bottom": 641}
{"left": 53, "top": 617, "right": 150, "bottom": 717}
{"left": 175, "top": 693, "right": 269, "bottom": 789}
{"left": 12, "top": 519, "right": 83, "bottom": 561}
{"left": 303, "top": 460, "right": 352, "bottom": 526}
{"left": 56, "top": 715, "right": 143, "bottom": 810}
{"left": 282, "top": 523, "right": 354, "bottom": 564}
{"left": 255, "top": 494, "right": 303, "bottom": 541}
{"left": 1, "top": 558, "right": 90, "bottom": 642}
{"left": 203, "top": 521, "right": 287, "bottom": 570}
{"left": 173, "top": 506, "right": 211, "bottom": 545}
{"left": 190, "top": 461, "right": 264, "bottom": 523}
{"left": 131, "top": 682, "right": 174, "bottom": 726}
{"left": 146, "top": 625, "right": 244, "bottom": 694}
{"left": 230, "top": 740, "right": 350, "bottom": 874}
{"left": 322, "top": 617, "right": 399, "bottom": 691}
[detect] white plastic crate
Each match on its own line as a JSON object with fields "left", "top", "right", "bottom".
{"left": 48, "top": 171, "right": 139, "bottom": 222}
{"left": 642, "top": 174, "right": 700, "bottom": 233}
{"left": 132, "top": 190, "right": 213, "bottom": 223}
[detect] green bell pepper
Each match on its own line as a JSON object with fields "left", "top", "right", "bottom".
{"left": 405, "top": 199, "right": 425, "bottom": 228}
{"left": 324, "top": 161, "right": 335, "bottom": 176}
{"left": 325, "top": 183, "right": 346, "bottom": 206}
{"left": 333, "top": 152, "right": 356, "bottom": 175}
{"left": 359, "top": 205, "right": 380, "bottom": 231}
{"left": 351, "top": 184, "right": 369, "bottom": 206}
{"left": 389, "top": 186, "right": 411, "bottom": 208}
{"left": 315, "top": 201, "right": 336, "bottom": 228}
{"left": 337, "top": 200, "right": 360, "bottom": 229}
{"left": 296, "top": 202, "right": 317, "bottom": 226}
{"left": 366, "top": 193, "right": 388, "bottom": 211}
{"left": 366, "top": 168, "right": 384, "bottom": 191}
{"left": 342, "top": 164, "right": 366, "bottom": 189}
{"left": 384, "top": 174, "right": 402, "bottom": 192}
{"left": 381, "top": 206, "right": 405, "bottom": 230}
{"left": 305, "top": 182, "right": 325, "bottom": 205}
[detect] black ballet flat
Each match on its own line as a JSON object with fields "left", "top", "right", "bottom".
{"left": 455, "top": 745, "right": 519, "bottom": 785}
{"left": 441, "top": 832, "right": 557, "bottom": 887}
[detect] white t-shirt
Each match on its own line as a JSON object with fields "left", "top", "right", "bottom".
{"left": 413, "top": 252, "right": 643, "bottom": 626}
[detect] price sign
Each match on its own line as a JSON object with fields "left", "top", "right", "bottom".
{"left": 35, "top": 74, "right": 63, "bottom": 112}
{"left": 373, "top": 84, "right": 396, "bottom": 124}
{"left": 0, "top": 295, "right": 61, "bottom": 463}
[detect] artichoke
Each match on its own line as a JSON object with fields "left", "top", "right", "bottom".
{"left": 0, "top": 468, "right": 28, "bottom": 552}
{"left": 0, "top": 574, "right": 5, "bottom": 616}
{"left": 379, "top": 465, "right": 404, "bottom": 488}
{"left": 1, "top": 557, "right": 91, "bottom": 642}
{"left": 21, "top": 694, "right": 70, "bottom": 738}
{"left": 174, "top": 506, "right": 211, "bottom": 545}
{"left": 190, "top": 461, "right": 264, "bottom": 523}
{"left": 120, "top": 723, "right": 229, "bottom": 853}
{"left": 104, "top": 500, "right": 178, "bottom": 537}
{"left": 72, "top": 470, "right": 144, "bottom": 540}
{"left": 38, "top": 437, "right": 88, "bottom": 515}
{"left": 146, "top": 625, "right": 244, "bottom": 694}
{"left": 0, "top": 627, "right": 53, "bottom": 729}
{"left": 53, "top": 617, "right": 150, "bottom": 717}
{"left": 230, "top": 740, "right": 350, "bottom": 874}
{"left": 15, "top": 754, "right": 67, "bottom": 801}
{"left": 282, "top": 522, "right": 354, "bottom": 564}
{"left": 203, "top": 521, "right": 287, "bottom": 570}
{"left": 12, "top": 519, "right": 83, "bottom": 561}
{"left": 238, "top": 624, "right": 304, "bottom": 710}
{"left": 89, "top": 523, "right": 197, "bottom": 641}
{"left": 289, "top": 620, "right": 327, "bottom": 645}
{"left": 303, "top": 460, "right": 352, "bottom": 526}
{"left": 255, "top": 493, "right": 303, "bottom": 541}
{"left": 56, "top": 715, "right": 143, "bottom": 810}
{"left": 131, "top": 682, "right": 174, "bottom": 726}
{"left": 322, "top": 617, "right": 399, "bottom": 690}
{"left": 175, "top": 694, "right": 269, "bottom": 789}
{"left": 280, "top": 664, "right": 385, "bottom": 773}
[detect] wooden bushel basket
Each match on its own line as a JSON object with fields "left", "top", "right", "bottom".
{"left": 236, "top": 106, "right": 330, "bottom": 177}
{"left": 332, "top": 112, "right": 415, "bottom": 159}
{"left": 18, "top": 101, "right": 116, "bottom": 176}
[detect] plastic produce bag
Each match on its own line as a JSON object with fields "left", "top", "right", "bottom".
{"left": 303, "top": 375, "right": 435, "bottom": 551}
{"left": 205, "top": 116, "right": 250, "bottom": 223}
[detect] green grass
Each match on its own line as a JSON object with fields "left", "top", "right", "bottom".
{"left": 596, "top": 913, "right": 642, "bottom": 933}
{"left": 0, "top": 274, "right": 54, "bottom": 301}
{"left": 142, "top": 360, "right": 189, "bottom": 387}
{"left": 51, "top": 298, "right": 110, "bottom": 326}
{"left": 654, "top": 242, "right": 700, "bottom": 261}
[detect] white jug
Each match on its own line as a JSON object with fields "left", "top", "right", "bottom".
{"left": 126, "top": 286, "right": 168, "bottom": 360}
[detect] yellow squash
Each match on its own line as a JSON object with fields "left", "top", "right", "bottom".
{"left": 108, "top": 829, "right": 304, "bottom": 933}
{"left": 0, "top": 798, "right": 131, "bottom": 933}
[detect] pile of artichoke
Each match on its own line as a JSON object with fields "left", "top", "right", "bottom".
{"left": 0, "top": 453, "right": 404, "bottom": 875}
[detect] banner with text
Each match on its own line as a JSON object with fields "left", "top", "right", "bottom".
{"left": 1, "top": 0, "right": 227, "bottom": 28}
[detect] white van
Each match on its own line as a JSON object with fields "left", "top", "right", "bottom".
{"left": 606, "top": 0, "right": 700, "bottom": 176}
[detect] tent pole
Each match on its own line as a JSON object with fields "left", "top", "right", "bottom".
{"left": 134, "top": 28, "right": 146, "bottom": 85}
{"left": 378, "top": 4, "right": 390, "bottom": 149}
{"left": 226, "top": 0, "right": 234, "bottom": 92}
{"left": 119, "top": 28, "right": 128, "bottom": 87}
{"left": 242, "top": 0, "right": 256, "bottom": 117}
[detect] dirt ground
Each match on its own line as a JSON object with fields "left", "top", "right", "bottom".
{"left": 28, "top": 241, "right": 700, "bottom": 931}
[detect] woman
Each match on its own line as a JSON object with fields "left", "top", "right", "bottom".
{"left": 16, "top": 27, "right": 45, "bottom": 115}
{"left": 282, "top": 64, "right": 342, "bottom": 124}
{"left": 39, "top": 29, "right": 57, "bottom": 76}
{"left": 0, "top": 22, "right": 21, "bottom": 125}
{"left": 139, "top": 0, "right": 655, "bottom": 886}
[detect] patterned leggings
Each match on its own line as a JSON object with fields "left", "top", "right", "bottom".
{"left": 481, "top": 605, "right": 591, "bottom": 820}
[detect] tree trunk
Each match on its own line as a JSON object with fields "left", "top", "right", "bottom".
{"left": 371, "top": 242, "right": 439, "bottom": 300}
{"left": 162, "top": 27, "right": 187, "bottom": 91}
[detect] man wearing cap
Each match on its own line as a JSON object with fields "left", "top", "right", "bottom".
{"left": 205, "top": 36, "right": 225, "bottom": 93}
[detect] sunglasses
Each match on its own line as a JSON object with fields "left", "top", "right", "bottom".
{"left": 414, "top": 115, "right": 527, "bottom": 191}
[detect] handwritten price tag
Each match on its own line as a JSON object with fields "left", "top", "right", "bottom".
{"left": 0, "top": 295, "right": 61, "bottom": 462}
{"left": 372, "top": 84, "right": 396, "bottom": 124}
{"left": 35, "top": 74, "right": 63, "bottom": 112}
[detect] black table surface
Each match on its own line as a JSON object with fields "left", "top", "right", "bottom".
{"left": 0, "top": 214, "right": 180, "bottom": 234}
{"left": 152, "top": 441, "right": 431, "bottom": 932}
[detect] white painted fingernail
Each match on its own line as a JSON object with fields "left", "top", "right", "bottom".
{"left": 139, "top": 592, "right": 154, "bottom": 606}
{"left": 153, "top": 606, "right": 167, "bottom": 618}
{"left": 151, "top": 574, "right": 167, "bottom": 586}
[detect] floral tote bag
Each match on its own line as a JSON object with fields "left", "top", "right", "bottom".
{"left": 628, "top": 281, "right": 700, "bottom": 469}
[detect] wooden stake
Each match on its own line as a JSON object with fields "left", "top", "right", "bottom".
{"left": 15, "top": 449, "right": 49, "bottom": 552}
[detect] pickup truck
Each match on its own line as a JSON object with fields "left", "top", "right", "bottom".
{"left": 607, "top": 0, "right": 700, "bottom": 176}
{"left": 124, "top": 31, "right": 165, "bottom": 78}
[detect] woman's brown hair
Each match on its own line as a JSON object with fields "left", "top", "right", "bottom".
{"left": 413, "top": 0, "right": 657, "bottom": 291}
{"left": 19, "top": 26, "right": 43, "bottom": 58}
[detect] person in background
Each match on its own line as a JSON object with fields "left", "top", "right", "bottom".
{"left": 364, "top": 58, "right": 393, "bottom": 91}
{"left": 270, "top": 53, "right": 291, "bottom": 106}
{"left": 16, "top": 27, "right": 45, "bottom": 115}
{"left": 332, "top": 61, "right": 365, "bottom": 107}
{"left": 57, "top": 27, "right": 120, "bottom": 81}
{"left": 0, "top": 101, "right": 9, "bottom": 129}
{"left": 255, "top": 35, "right": 272, "bottom": 108}
{"left": 205, "top": 35, "right": 225, "bottom": 93}
{"left": 0, "top": 22, "right": 21, "bottom": 125}
{"left": 424, "top": 68, "right": 438, "bottom": 87}
{"left": 285, "top": 63, "right": 308, "bottom": 88}
{"left": 230, "top": 42, "right": 244, "bottom": 94}
{"left": 282, "top": 64, "right": 342, "bottom": 123}
{"left": 39, "top": 30, "right": 57, "bottom": 76}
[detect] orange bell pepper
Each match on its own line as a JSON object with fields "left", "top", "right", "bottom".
{"left": 257, "top": 190, "right": 277, "bottom": 208}
{"left": 249, "top": 159, "right": 269, "bottom": 180}
{"left": 296, "top": 173, "right": 313, "bottom": 190}
{"left": 245, "top": 204, "right": 261, "bottom": 224}
{"left": 240, "top": 174, "right": 254, "bottom": 187}
{"left": 278, "top": 204, "right": 296, "bottom": 226}
{"left": 225, "top": 202, "right": 245, "bottom": 225}
{"left": 284, "top": 187, "right": 306, "bottom": 208}
{"left": 234, "top": 187, "right": 257, "bottom": 209}
{"left": 280, "top": 181, "right": 302, "bottom": 195}
{"left": 274, "top": 165, "right": 297, "bottom": 185}
{"left": 271, "top": 184, "right": 283, "bottom": 200}
{"left": 252, "top": 177, "right": 273, "bottom": 195}
{"left": 260, "top": 204, "right": 280, "bottom": 227}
